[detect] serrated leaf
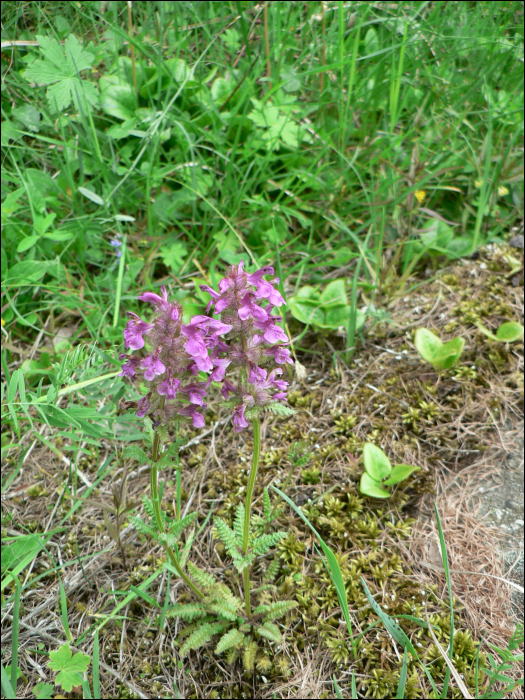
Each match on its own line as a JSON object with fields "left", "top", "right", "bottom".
{"left": 263, "top": 488, "right": 272, "bottom": 522}
{"left": 243, "top": 640, "right": 258, "bottom": 672}
{"left": 233, "top": 503, "right": 245, "bottom": 547}
{"left": 123, "top": 445, "right": 148, "bottom": 464}
{"left": 265, "top": 402, "right": 296, "bottom": 417}
{"left": 262, "top": 600, "right": 298, "bottom": 622}
{"left": 47, "top": 644, "right": 90, "bottom": 693}
{"left": 187, "top": 560, "right": 217, "bottom": 588}
{"left": 252, "top": 531, "right": 286, "bottom": 557}
{"left": 24, "top": 35, "right": 98, "bottom": 113}
{"left": 180, "top": 622, "right": 225, "bottom": 657}
{"left": 165, "top": 603, "right": 207, "bottom": 621}
{"left": 256, "top": 622, "right": 282, "bottom": 644}
{"left": 215, "top": 628, "right": 244, "bottom": 654}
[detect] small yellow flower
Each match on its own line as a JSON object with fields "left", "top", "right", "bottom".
{"left": 415, "top": 190, "right": 426, "bottom": 204}
{"left": 1, "top": 318, "right": 4, "bottom": 327}
{"left": 475, "top": 180, "right": 482, "bottom": 188}
{"left": 497, "top": 185, "right": 509, "bottom": 196}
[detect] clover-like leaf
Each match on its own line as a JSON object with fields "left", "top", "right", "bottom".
{"left": 414, "top": 328, "right": 464, "bottom": 369}
{"left": 47, "top": 644, "right": 90, "bottom": 693}
{"left": 496, "top": 321, "right": 524, "bottom": 343}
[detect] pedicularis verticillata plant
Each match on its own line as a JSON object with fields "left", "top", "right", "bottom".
{"left": 119, "top": 261, "right": 298, "bottom": 664}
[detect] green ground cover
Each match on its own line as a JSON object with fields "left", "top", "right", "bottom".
{"left": 1, "top": 2, "right": 523, "bottom": 698}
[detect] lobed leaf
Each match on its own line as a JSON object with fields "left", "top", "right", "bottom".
{"left": 180, "top": 622, "right": 226, "bottom": 657}
{"left": 215, "top": 628, "right": 244, "bottom": 655}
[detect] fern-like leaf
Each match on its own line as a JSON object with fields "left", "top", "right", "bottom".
{"left": 187, "top": 561, "right": 217, "bottom": 588}
{"left": 167, "top": 511, "right": 198, "bottom": 538}
{"left": 208, "top": 584, "right": 243, "bottom": 618}
{"left": 215, "top": 628, "right": 244, "bottom": 655}
{"left": 265, "top": 402, "right": 296, "bottom": 417}
{"left": 256, "top": 621, "right": 282, "bottom": 644}
{"left": 263, "top": 600, "right": 298, "bottom": 622}
{"left": 128, "top": 515, "right": 158, "bottom": 539}
{"left": 243, "top": 640, "right": 258, "bottom": 672}
{"left": 156, "top": 438, "right": 188, "bottom": 468}
{"left": 180, "top": 621, "right": 225, "bottom": 657}
{"left": 214, "top": 517, "right": 242, "bottom": 563}
{"left": 233, "top": 503, "right": 245, "bottom": 547}
{"left": 122, "top": 445, "right": 148, "bottom": 464}
{"left": 252, "top": 604, "right": 270, "bottom": 616}
{"left": 251, "top": 531, "right": 286, "bottom": 557}
{"left": 142, "top": 494, "right": 157, "bottom": 522}
{"left": 262, "top": 557, "right": 281, "bottom": 583}
{"left": 165, "top": 603, "right": 207, "bottom": 621}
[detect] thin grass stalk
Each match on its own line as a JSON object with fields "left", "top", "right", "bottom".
{"left": 346, "top": 254, "right": 363, "bottom": 362}
{"left": 242, "top": 417, "right": 261, "bottom": 618}
{"left": 471, "top": 95, "right": 493, "bottom": 254}
{"left": 10, "top": 576, "right": 20, "bottom": 691}
{"left": 127, "top": 1, "right": 137, "bottom": 95}
{"left": 112, "top": 234, "right": 127, "bottom": 328}
{"left": 92, "top": 630, "right": 101, "bottom": 699}
{"left": 434, "top": 502, "right": 454, "bottom": 698}
{"left": 341, "top": 7, "right": 363, "bottom": 149}
{"left": 320, "top": 1, "right": 326, "bottom": 94}
{"left": 389, "top": 22, "right": 408, "bottom": 133}
{"left": 150, "top": 431, "right": 204, "bottom": 599}
{"left": 264, "top": 2, "right": 271, "bottom": 91}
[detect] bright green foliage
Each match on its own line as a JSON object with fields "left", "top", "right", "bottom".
{"left": 186, "top": 561, "right": 217, "bottom": 588}
{"left": 260, "top": 600, "right": 298, "bottom": 622}
{"left": 215, "top": 628, "right": 245, "bottom": 655}
{"left": 214, "top": 516, "right": 247, "bottom": 570}
{"left": 289, "top": 280, "right": 366, "bottom": 332}
{"left": 251, "top": 532, "right": 287, "bottom": 557}
{"left": 47, "top": 644, "right": 90, "bottom": 693}
{"left": 32, "top": 682, "right": 54, "bottom": 699}
{"left": 265, "top": 402, "right": 296, "bottom": 417}
{"left": 165, "top": 603, "right": 207, "bottom": 622}
{"left": 23, "top": 35, "right": 98, "bottom": 113}
{"left": 255, "top": 622, "right": 282, "bottom": 644}
{"left": 414, "top": 328, "right": 465, "bottom": 370}
{"left": 130, "top": 496, "right": 197, "bottom": 547}
{"left": 477, "top": 320, "right": 524, "bottom": 343}
{"left": 156, "top": 438, "right": 188, "bottom": 469}
{"left": 122, "top": 445, "right": 148, "bottom": 464}
{"left": 243, "top": 641, "right": 258, "bottom": 672}
{"left": 233, "top": 503, "right": 245, "bottom": 546}
{"left": 359, "top": 443, "right": 420, "bottom": 499}
{"left": 262, "top": 557, "right": 281, "bottom": 584}
{"left": 180, "top": 622, "right": 228, "bottom": 658}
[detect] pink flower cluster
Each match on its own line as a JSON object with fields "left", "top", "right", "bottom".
{"left": 119, "top": 286, "right": 231, "bottom": 428}
{"left": 200, "top": 259, "right": 293, "bottom": 432}
{"left": 120, "top": 261, "right": 293, "bottom": 433}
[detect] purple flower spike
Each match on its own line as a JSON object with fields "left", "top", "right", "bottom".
{"left": 138, "top": 285, "right": 170, "bottom": 311}
{"left": 179, "top": 383, "right": 207, "bottom": 406}
{"left": 232, "top": 404, "right": 249, "bottom": 432}
{"left": 124, "top": 313, "right": 153, "bottom": 350}
{"left": 157, "top": 371, "right": 181, "bottom": 400}
{"left": 178, "top": 404, "right": 206, "bottom": 428}
{"left": 137, "top": 395, "right": 150, "bottom": 417}
{"left": 209, "top": 357, "right": 231, "bottom": 382}
{"left": 119, "top": 353, "right": 141, "bottom": 378}
{"left": 141, "top": 351, "right": 166, "bottom": 381}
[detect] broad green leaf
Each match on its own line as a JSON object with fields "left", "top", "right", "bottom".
{"left": 414, "top": 328, "right": 443, "bottom": 363}
{"left": 319, "top": 279, "right": 347, "bottom": 307}
{"left": 289, "top": 298, "right": 325, "bottom": 326}
{"left": 437, "top": 336, "right": 465, "bottom": 369}
{"left": 1, "top": 188, "right": 24, "bottom": 218}
{"left": 99, "top": 83, "right": 137, "bottom": 121}
{"left": 496, "top": 321, "right": 523, "bottom": 343}
{"left": 47, "top": 644, "right": 90, "bottom": 693}
{"left": 17, "top": 235, "right": 41, "bottom": 253}
{"left": 363, "top": 443, "right": 391, "bottom": 481}
{"left": 78, "top": 187, "right": 104, "bottom": 205}
{"left": 359, "top": 472, "right": 390, "bottom": 499}
{"left": 2, "top": 261, "right": 51, "bottom": 286}
{"left": 12, "top": 104, "right": 41, "bottom": 132}
{"left": 383, "top": 464, "right": 421, "bottom": 485}
{"left": 295, "top": 285, "right": 319, "bottom": 300}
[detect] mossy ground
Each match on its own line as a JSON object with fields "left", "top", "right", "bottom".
{"left": 3, "top": 240, "right": 523, "bottom": 699}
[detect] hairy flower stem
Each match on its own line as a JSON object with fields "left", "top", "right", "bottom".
{"left": 151, "top": 431, "right": 205, "bottom": 600}
{"left": 242, "top": 417, "right": 261, "bottom": 618}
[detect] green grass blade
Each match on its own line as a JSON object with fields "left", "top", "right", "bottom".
{"left": 92, "top": 629, "right": 100, "bottom": 699}
{"left": 396, "top": 647, "right": 408, "bottom": 698}
{"left": 10, "top": 575, "right": 21, "bottom": 691}
{"left": 333, "top": 674, "right": 343, "bottom": 699}
{"left": 112, "top": 234, "right": 127, "bottom": 328}
{"left": 58, "top": 575, "right": 73, "bottom": 642}
{"left": 272, "top": 486, "right": 356, "bottom": 660}
{"left": 434, "top": 501, "right": 454, "bottom": 698}
{"left": 1, "top": 663, "right": 16, "bottom": 700}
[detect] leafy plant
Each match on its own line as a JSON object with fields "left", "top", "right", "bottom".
{"left": 476, "top": 321, "right": 524, "bottom": 343}
{"left": 359, "top": 443, "right": 420, "bottom": 499}
{"left": 46, "top": 643, "right": 90, "bottom": 693}
{"left": 289, "top": 280, "right": 365, "bottom": 333}
{"left": 414, "top": 328, "right": 465, "bottom": 370}
{"left": 23, "top": 35, "right": 98, "bottom": 113}
{"left": 482, "top": 622, "right": 524, "bottom": 698}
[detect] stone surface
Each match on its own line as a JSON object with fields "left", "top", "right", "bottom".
{"left": 472, "top": 429, "right": 524, "bottom": 622}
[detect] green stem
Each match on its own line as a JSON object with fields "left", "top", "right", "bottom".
{"left": 151, "top": 431, "right": 204, "bottom": 600}
{"left": 242, "top": 417, "right": 261, "bottom": 618}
